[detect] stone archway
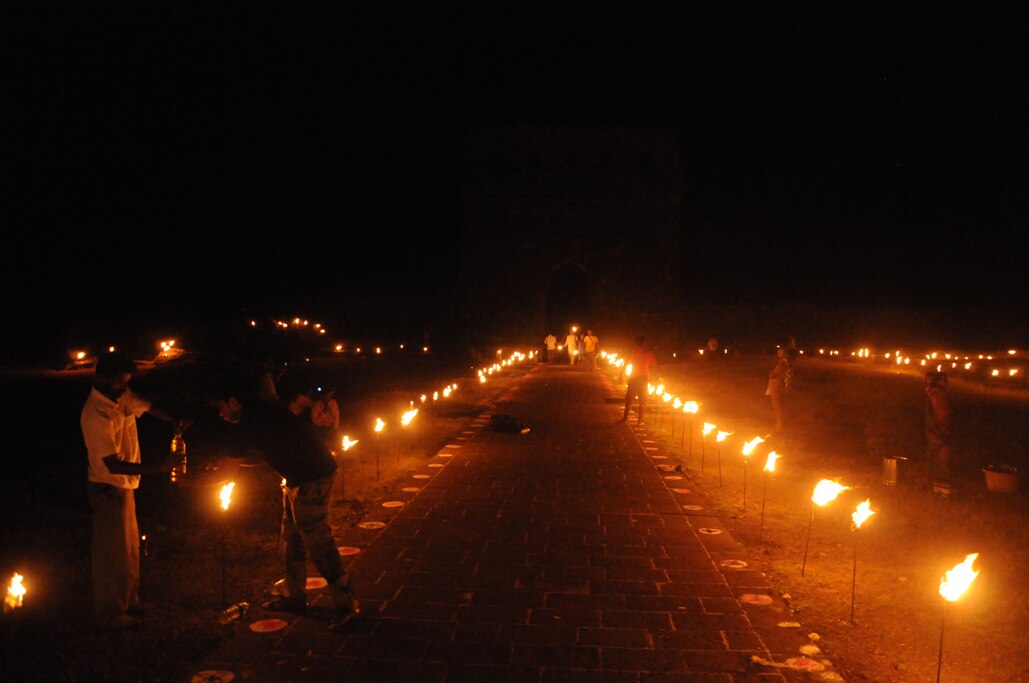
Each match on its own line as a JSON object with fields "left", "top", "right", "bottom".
{"left": 544, "top": 262, "right": 593, "bottom": 337}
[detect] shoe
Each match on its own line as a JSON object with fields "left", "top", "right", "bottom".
{"left": 261, "top": 597, "right": 308, "bottom": 615}
{"left": 328, "top": 605, "right": 358, "bottom": 633}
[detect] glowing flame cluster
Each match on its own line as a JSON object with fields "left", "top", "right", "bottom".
{"left": 939, "top": 553, "right": 980, "bottom": 601}
{"left": 341, "top": 435, "right": 359, "bottom": 451}
{"left": 5, "top": 573, "right": 26, "bottom": 612}
{"left": 763, "top": 451, "right": 780, "bottom": 472}
{"left": 812, "top": 479, "right": 849, "bottom": 506}
{"left": 742, "top": 436, "right": 764, "bottom": 457}
{"left": 219, "top": 482, "right": 235, "bottom": 511}
{"left": 401, "top": 409, "right": 419, "bottom": 427}
{"left": 851, "top": 499, "right": 875, "bottom": 528}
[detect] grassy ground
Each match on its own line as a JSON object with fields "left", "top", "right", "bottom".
{"left": 636, "top": 355, "right": 1028, "bottom": 683}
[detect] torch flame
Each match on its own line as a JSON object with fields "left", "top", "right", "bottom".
{"left": 851, "top": 499, "right": 875, "bottom": 528}
{"left": 684, "top": 401, "right": 699, "bottom": 414}
{"left": 672, "top": 398, "right": 682, "bottom": 409}
{"left": 702, "top": 422, "right": 716, "bottom": 436}
{"left": 811, "top": 479, "right": 849, "bottom": 506}
{"left": 647, "top": 384, "right": 655, "bottom": 395}
{"left": 662, "top": 393, "right": 672, "bottom": 403}
{"left": 742, "top": 436, "right": 765, "bottom": 457}
{"left": 374, "top": 418, "right": 385, "bottom": 432}
{"left": 939, "top": 553, "right": 980, "bottom": 602}
{"left": 5, "top": 573, "right": 26, "bottom": 611}
{"left": 763, "top": 451, "right": 780, "bottom": 472}
{"left": 341, "top": 435, "right": 358, "bottom": 451}
{"left": 655, "top": 384, "right": 665, "bottom": 395}
{"left": 625, "top": 363, "right": 633, "bottom": 377}
{"left": 219, "top": 482, "right": 235, "bottom": 511}
{"left": 401, "top": 409, "right": 418, "bottom": 426}
{"left": 716, "top": 430, "right": 732, "bottom": 442}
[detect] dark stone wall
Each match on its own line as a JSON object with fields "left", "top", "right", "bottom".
{"left": 460, "top": 126, "right": 684, "bottom": 350}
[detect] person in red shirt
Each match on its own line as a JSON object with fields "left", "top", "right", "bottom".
{"left": 617, "top": 336, "right": 660, "bottom": 425}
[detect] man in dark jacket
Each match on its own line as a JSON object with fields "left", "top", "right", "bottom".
{"left": 202, "top": 377, "right": 357, "bottom": 631}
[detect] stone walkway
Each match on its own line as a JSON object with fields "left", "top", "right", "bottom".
{"left": 187, "top": 363, "right": 841, "bottom": 682}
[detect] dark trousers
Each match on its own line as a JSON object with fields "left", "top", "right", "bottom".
{"left": 623, "top": 376, "right": 649, "bottom": 421}
{"left": 283, "top": 473, "right": 355, "bottom": 610}
{"left": 88, "top": 483, "right": 140, "bottom": 623}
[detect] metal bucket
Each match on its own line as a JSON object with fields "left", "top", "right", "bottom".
{"left": 882, "top": 456, "right": 908, "bottom": 486}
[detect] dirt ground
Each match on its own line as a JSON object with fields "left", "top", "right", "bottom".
{"left": 0, "top": 352, "right": 534, "bottom": 682}
{"left": 647, "top": 354, "right": 1029, "bottom": 683}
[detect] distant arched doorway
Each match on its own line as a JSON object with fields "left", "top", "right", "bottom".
{"left": 544, "top": 262, "right": 593, "bottom": 337}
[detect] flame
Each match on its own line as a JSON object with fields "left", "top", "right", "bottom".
{"left": 374, "top": 418, "right": 385, "bottom": 432}
{"left": 442, "top": 387, "right": 452, "bottom": 398}
{"left": 702, "top": 422, "right": 716, "bottom": 436}
{"left": 219, "top": 482, "right": 235, "bottom": 511}
{"left": 742, "top": 436, "right": 765, "bottom": 457}
{"left": 401, "top": 409, "right": 418, "bottom": 426}
{"left": 684, "top": 401, "right": 699, "bottom": 414}
{"left": 625, "top": 363, "right": 633, "bottom": 377}
{"left": 647, "top": 384, "right": 655, "bottom": 395}
{"left": 716, "top": 430, "right": 732, "bottom": 442}
{"left": 5, "top": 573, "right": 26, "bottom": 611}
{"left": 432, "top": 391, "right": 439, "bottom": 401}
{"left": 673, "top": 398, "right": 682, "bottom": 409}
{"left": 811, "top": 479, "right": 849, "bottom": 506}
{"left": 851, "top": 499, "right": 875, "bottom": 528}
{"left": 763, "top": 451, "right": 780, "bottom": 472}
{"left": 662, "top": 393, "right": 673, "bottom": 403}
{"left": 341, "top": 435, "right": 358, "bottom": 451}
{"left": 939, "top": 553, "right": 980, "bottom": 601}
{"left": 655, "top": 384, "right": 665, "bottom": 395}
{"left": 76, "top": 351, "right": 86, "bottom": 360}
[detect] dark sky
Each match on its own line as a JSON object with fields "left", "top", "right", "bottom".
{"left": 5, "top": 4, "right": 1027, "bottom": 359}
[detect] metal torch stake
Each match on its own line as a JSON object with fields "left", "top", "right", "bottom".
{"left": 338, "top": 454, "right": 346, "bottom": 504}
{"left": 700, "top": 435, "right": 706, "bottom": 472}
{"left": 850, "top": 531, "right": 859, "bottom": 623}
{"left": 936, "top": 601, "right": 947, "bottom": 683}
{"left": 375, "top": 433, "right": 380, "bottom": 481}
{"left": 277, "top": 485, "right": 287, "bottom": 558}
{"left": 801, "top": 502, "right": 816, "bottom": 577}
{"left": 742, "top": 460, "right": 748, "bottom": 513}
{"left": 717, "top": 443, "right": 722, "bottom": 487}
{"left": 759, "top": 473, "right": 769, "bottom": 540}
{"left": 220, "top": 521, "right": 227, "bottom": 609}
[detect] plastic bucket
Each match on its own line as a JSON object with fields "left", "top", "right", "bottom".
{"left": 983, "top": 468, "right": 1022, "bottom": 493}
{"left": 882, "top": 456, "right": 907, "bottom": 486}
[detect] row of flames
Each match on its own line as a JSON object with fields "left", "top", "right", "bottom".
{"left": 600, "top": 349, "right": 982, "bottom": 608}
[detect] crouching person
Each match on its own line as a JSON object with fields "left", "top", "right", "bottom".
{"left": 196, "top": 373, "right": 357, "bottom": 631}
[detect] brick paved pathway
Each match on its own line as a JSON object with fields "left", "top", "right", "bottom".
{"left": 187, "top": 364, "right": 843, "bottom": 682}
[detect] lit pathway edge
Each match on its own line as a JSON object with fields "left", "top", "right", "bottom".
{"left": 187, "top": 362, "right": 843, "bottom": 682}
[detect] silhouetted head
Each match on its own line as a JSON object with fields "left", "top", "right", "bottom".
{"left": 93, "top": 351, "right": 137, "bottom": 401}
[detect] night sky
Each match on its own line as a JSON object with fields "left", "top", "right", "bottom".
{"left": 5, "top": 4, "right": 1026, "bottom": 362}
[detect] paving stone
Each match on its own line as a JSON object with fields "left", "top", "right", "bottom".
{"left": 187, "top": 366, "right": 836, "bottom": 683}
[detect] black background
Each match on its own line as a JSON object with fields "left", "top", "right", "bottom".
{"left": 5, "top": 3, "right": 1026, "bottom": 362}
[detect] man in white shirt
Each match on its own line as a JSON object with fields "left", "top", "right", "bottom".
{"left": 565, "top": 329, "right": 578, "bottom": 366}
{"left": 544, "top": 333, "right": 557, "bottom": 363}
{"left": 583, "top": 329, "right": 599, "bottom": 369}
{"left": 80, "top": 351, "right": 179, "bottom": 629}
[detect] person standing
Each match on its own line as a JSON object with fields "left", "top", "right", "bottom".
{"left": 80, "top": 351, "right": 180, "bottom": 629}
{"left": 544, "top": 333, "right": 557, "bottom": 363}
{"left": 766, "top": 347, "right": 792, "bottom": 434}
{"left": 565, "top": 329, "right": 578, "bottom": 366}
{"left": 583, "top": 329, "right": 599, "bottom": 369}
{"left": 925, "top": 371, "right": 954, "bottom": 494}
{"left": 617, "top": 336, "right": 660, "bottom": 424}
{"left": 202, "top": 376, "right": 358, "bottom": 632}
